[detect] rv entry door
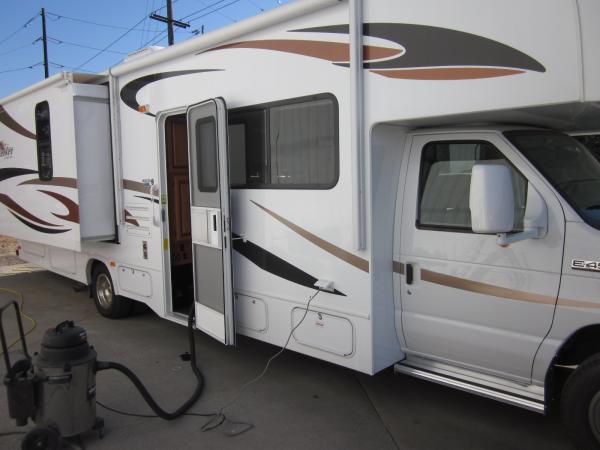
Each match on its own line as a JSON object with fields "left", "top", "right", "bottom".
{"left": 186, "top": 98, "right": 235, "bottom": 345}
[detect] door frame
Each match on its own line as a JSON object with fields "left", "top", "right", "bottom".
{"left": 157, "top": 106, "right": 188, "bottom": 322}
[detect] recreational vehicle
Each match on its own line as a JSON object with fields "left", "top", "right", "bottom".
{"left": 2, "top": 0, "right": 600, "bottom": 446}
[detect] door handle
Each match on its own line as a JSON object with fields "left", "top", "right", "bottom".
{"left": 406, "top": 264, "right": 414, "bottom": 285}
{"left": 212, "top": 215, "right": 217, "bottom": 232}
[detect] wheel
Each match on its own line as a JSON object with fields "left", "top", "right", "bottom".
{"left": 21, "top": 426, "right": 60, "bottom": 450}
{"left": 561, "top": 353, "right": 600, "bottom": 449}
{"left": 92, "top": 264, "right": 133, "bottom": 319}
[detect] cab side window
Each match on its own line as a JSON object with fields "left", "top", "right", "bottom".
{"left": 418, "top": 141, "right": 526, "bottom": 232}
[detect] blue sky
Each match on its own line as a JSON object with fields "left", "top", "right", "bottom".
{"left": 0, "top": 0, "right": 290, "bottom": 99}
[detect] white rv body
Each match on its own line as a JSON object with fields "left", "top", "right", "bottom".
{"left": 3, "top": 0, "right": 600, "bottom": 436}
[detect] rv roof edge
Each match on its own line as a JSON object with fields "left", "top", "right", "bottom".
{"left": 0, "top": 72, "right": 71, "bottom": 105}
{"left": 109, "top": 0, "right": 343, "bottom": 78}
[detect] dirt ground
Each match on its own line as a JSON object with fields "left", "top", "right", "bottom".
{"left": 0, "top": 235, "right": 20, "bottom": 266}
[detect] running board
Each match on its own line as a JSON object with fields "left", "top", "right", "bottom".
{"left": 394, "top": 357, "right": 545, "bottom": 414}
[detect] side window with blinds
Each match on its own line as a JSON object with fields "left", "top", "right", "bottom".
{"left": 35, "top": 101, "right": 53, "bottom": 181}
{"left": 228, "top": 94, "right": 338, "bottom": 189}
{"left": 418, "top": 141, "right": 527, "bottom": 232}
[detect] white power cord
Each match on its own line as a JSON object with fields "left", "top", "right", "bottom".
{"left": 203, "top": 288, "right": 323, "bottom": 435}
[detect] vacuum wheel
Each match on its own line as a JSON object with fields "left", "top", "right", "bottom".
{"left": 21, "top": 426, "right": 60, "bottom": 450}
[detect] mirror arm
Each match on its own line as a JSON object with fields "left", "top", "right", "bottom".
{"left": 497, "top": 228, "right": 542, "bottom": 247}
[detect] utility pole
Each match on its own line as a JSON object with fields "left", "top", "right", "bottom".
{"left": 149, "top": 0, "right": 190, "bottom": 46}
{"left": 41, "top": 8, "right": 49, "bottom": 78}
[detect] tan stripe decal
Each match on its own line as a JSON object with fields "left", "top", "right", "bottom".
{"left": 392, "top": 261, "right": 405, "bottom": 274}
{"left": 557, "top": 297, "right": 600, "bottom": 309}
{"left": 19, "top": 177, "right": 77, "bottom": 188}
{"left": 392, "top": 262, "right": 600, "bottom": 309}
{"left": 251, "top": 200, "right": 369, "bottom": 273}
{"left": 371, "top": 67, "right": 525, "bottom": 80}
{"left": 421, "top": 269, "right": 557, "bottom": 305}
{"left": 213, "top": 40, "right": 402, "bottom": 64}
{"left": 123, "top": 179, "right": 149, "bottom": 194}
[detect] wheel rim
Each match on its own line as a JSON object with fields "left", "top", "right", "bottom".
{"left": 96, "top": 273, "right": 113, "bottom": 309}
{"left": 589, "top": 391, "right": 600, "bottom": 442}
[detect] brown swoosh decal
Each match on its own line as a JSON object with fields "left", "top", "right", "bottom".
{"left": 0, "top": 193, "right": 59, "bottom": 227}
{"left": 393, "top": 262, "right": 600, "bottom": 309}
{"left": 123, "top": 179, "right": 149, "bottom": 195}
{"left": 251, "top": 200, "right": 369, "bottom": 272}
{"left": 0, "top": 105, "right": 36, "bottom": 140}
{"left": 39, "top": 190, "right": 80, "bottom": 223}
{"left": 371, "top": 67, "right": 525, "bottom": 80}
{"left": 124, "top": 209, "right": 140, "bottom": 227}
{"left": 19, "top": 177, "right": 77, "bottom": 188}
{"left": 213, "top": 40, "right": 402, "bottom": 64}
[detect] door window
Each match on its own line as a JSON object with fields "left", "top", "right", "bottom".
{"left": 418, "top": 141, "right": 527, "bottom": 231}
{"left": 195, "top": 117, "right": 218, "bottom": 193}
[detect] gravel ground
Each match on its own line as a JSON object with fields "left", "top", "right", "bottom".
{"left": 0, "top": 235, "right": 20, "bottom": 266}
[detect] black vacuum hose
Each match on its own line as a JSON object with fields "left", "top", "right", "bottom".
{"left": 96, "top": 306, "right": 204, "bottom": 420}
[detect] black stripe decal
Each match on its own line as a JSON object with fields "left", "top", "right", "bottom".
{"left": 134, "top": 195, "right": 160, "bottom": 204}
{"left": 294, "top": 23, "right": 545, "bottom": 73}
{"left": 232, "top": 233, "right": 345, "bottom": 296}
{"left": 120, "top": 70, "right": 222, "bottom": 116}
{"left": 0, "top": 168, "right": 38, "bottom": 182}
{"left": 10, "top": 211, "right": 70, "bottom": 234}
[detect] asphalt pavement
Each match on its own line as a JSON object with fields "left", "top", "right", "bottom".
{"left": 0, "top": 270, "right": 573, "bottom": 450}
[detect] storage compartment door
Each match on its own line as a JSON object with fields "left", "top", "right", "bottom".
{"left": 187, "top": 98, "right": 235, "bottom": 345}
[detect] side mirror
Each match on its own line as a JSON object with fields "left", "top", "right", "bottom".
{"left": 469, "top": 164, "right": 548, "bottom": 246}
{"left": 497, "top": 184, "right": 547, "bottom": 246}
{"left": 470, "top": 164, "right": 514, "bottom": 234}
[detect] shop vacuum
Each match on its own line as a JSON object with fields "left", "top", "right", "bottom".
{"left": 1, "top": 300, "right": 205, "bottom": 450}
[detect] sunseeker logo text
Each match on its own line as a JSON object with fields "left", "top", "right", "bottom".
{"left": 0, "top": 140, "right": 14, "bottom": 158}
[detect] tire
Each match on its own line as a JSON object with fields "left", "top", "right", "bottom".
{"left": 92, "top": 264, "right": 133, "bottom": 319}
{"left": 561, "top": 353, "right": 600, "bottom": 449}
{"left": 21, "top": 426, "right": 60, "bottom": 450}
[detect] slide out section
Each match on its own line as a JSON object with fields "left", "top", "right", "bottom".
{"left": 0, "top": 74, "right": 115, "bottom": 251}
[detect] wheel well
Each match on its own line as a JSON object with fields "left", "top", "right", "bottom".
{"left": 547, "top": 325, "right": 600, "bottom": 410}
{"left": 555, "top": 325, "right": 600, "bottom": 366}
{"left": 86, "top": 259, "right": 106, "bottom": 286}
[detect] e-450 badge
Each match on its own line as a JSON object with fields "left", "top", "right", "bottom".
{"left": 571, "top": 259, "right": 600, "bottom": 272}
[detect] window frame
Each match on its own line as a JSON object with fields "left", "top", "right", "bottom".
{"left": 228, "top": 93, "right": 339, "bottom": 190}
{"left": 416, "top": 139, "right": 528, "bottom": 234}
{"left": 194, "top": 115, "right": 219, "bottom": 193}
{"left": 35, "top": 101, "right": 53, "bottom": 181}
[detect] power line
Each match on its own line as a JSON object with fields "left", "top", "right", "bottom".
{"left": 0, "top": 62, "right": 42, "bottom": 75}
{"left": 180, "top": 0, "right": 231, "bottom": 20}
{"left": 142, "top": 30, "right": 168, "bottom": 48}
{"left": 45, "top": 11, "right": 192, "bottom": 34}
{"left": 0, "top": 13, "right": 39, "bottom": 46}
{"left": 73, "top": 15, "right": 149, "bottom": 70}
{"left": 47, "top": 36, "right": 129, "bottom": 55}
{"left": 0, "top": 39, "right": 39, "bottom": 57}
{"left": 48, "top": 62, "right": 98, "bottom": 74}
{"left": 246, "top": 0, "right": 265, "bottom": 11}
{"left": 188, "top": 0, "right": 243, "bottom": 24}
